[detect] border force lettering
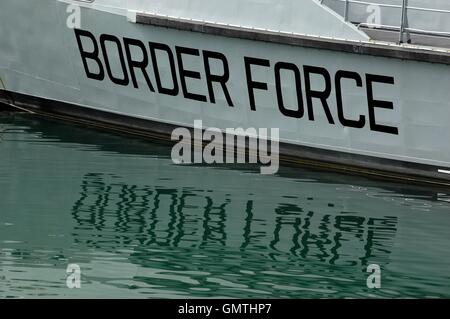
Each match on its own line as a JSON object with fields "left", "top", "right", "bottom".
{"left": 74, "top": 29, "right": 399, "bottom": 135}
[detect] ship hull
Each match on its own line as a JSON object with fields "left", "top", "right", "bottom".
{"left": 1, "top": 0, "right": 450, "bottom": 185}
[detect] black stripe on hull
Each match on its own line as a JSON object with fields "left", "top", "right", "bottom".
{"left": 1, "top": 89, "right": 450, "bottom": 188}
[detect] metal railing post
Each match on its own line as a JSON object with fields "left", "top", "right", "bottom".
{"left": 344, "top": 0, "right": 349, "bottom": 22}
{"left": 399, "top": 0, "right": 408, "bottom": 43}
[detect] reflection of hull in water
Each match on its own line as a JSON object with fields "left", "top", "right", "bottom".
{"left": 2, "top": 114, "right": 450, "bottom": 297}
{"left": 72, "top": 171, "right": 400, "bottom": 287}
{"left": 1, "top": 0, "right": 450, "bottom": 185}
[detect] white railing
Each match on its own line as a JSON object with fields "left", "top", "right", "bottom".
{"left": 320, "top": 0, "right": 450, "bottom": 43}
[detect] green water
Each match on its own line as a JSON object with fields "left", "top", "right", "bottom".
{"left": 0, "top": 112, "right": 450, "bottom": 298}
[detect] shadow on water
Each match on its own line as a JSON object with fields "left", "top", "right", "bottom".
{"left": 1, "top": 113, "right": 450, "bottom": 298}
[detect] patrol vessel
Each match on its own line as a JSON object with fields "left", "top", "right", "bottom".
{"left": 1, "top": 0, "right": 450, "bottom": 185}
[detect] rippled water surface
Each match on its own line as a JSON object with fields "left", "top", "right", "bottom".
{"left": 1, "top": 112, "right": 450, "bottom": 298}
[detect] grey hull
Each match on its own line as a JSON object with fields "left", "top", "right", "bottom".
{"left": 2, "top": 0, "right": 450, "bottom": 187}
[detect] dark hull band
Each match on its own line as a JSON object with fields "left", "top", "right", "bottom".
{"left": 1, "top": 89, "right": 449, "bottom": 188}
{"left": 135, "top": 13, "right": 450, "bottom": 65}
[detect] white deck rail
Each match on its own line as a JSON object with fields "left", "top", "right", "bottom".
{"left": 320, "top": 0, "right": 450, "bottom": 43}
